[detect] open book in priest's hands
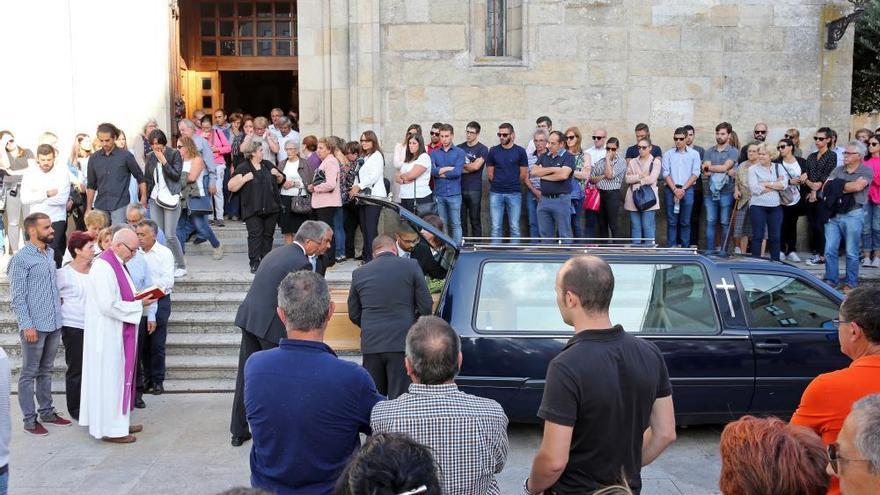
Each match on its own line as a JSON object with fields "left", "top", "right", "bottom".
{"left": 134, "top": 286, "right": 165, "bottom": 300}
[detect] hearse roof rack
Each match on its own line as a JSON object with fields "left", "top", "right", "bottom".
{"left": 460, "top": 237, "right": 699, "bottom": 254}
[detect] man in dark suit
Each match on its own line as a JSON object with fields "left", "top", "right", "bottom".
{"left": 229, "top": 220, "right": 332, "bottom": 446}
{"left": 348, "top": 235, "right": 433, "bottom": 399}
{"left": 395, "top": 222, "right": 447, "bottom": 280}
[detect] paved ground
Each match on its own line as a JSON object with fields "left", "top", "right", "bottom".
{"left": 6, "top": 393, "right": 723, "bottom": 495}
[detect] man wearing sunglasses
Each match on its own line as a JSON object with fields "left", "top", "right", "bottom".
{"left": 585, "top": 128, "right": 607, "bottom": 166}
{"left": 831, "top": 394, "right": 880, "bottom": 495}
{"left": 486, "top": 123, "right": 528, "bottom": 242}
{"left": 426, "top": 122, "right": 443, "bottom": 155}
{"left": 791, "top": 286, "right": 880, "bottom": 495}
{"left": 804, "top": 127, "right": 840, "bottom": 266}
{"left": 737, "top": 122, "right": 768, "bottom": 163}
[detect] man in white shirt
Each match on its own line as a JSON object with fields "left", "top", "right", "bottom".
{"left": 135, "top": 219, "right": 175, "bottom": 397}
{"left": 275, "top": 117, "right": 300, "bottom": 164}
{"left": 267, "top": 108, "right": 285, "bottom": 138}
{"left": 21, "top": 144, "right": 70, "bottom": 268}
{"left": 585, "top": 128, "right": 608, "bottom": 167}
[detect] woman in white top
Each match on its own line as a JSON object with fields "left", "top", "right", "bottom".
{"left": 350, "top": 130, "right": 387, "bottom": 263}
{"left": 748, "top": 142, "right": 786, "bottom": 262}
{"left": 56, "top": 230, "right": 95, "bottom": 421}
{"left": 278, "top": 141, "right": 313, "bottom": 244}
{"left": 395, "top": 133, "right": 433, "bottom": 214}
{"left": 392, "top": 124, "right": 423, "bottom": 203}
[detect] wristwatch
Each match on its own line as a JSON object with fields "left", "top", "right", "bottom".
{"left": 523, "top": 477, "right": 540, "bottom": 495}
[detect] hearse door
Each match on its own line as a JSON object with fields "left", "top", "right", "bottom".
{"left": 733, "top": 271, "right": 848, "bottom": 417}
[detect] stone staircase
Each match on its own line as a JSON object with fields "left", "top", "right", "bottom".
{"left": 0, "top": 221, "right": 363, "bottom": 393}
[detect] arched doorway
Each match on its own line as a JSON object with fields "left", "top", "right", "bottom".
{"left": 176, "top": 0, "right": 298, "bottom": 120}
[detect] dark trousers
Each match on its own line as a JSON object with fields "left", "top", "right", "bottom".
{"left": 61, "top": 326, "right": 83, "bottom": 420}
{"left": 343, "top": 202, "right": 362, "bottom": 258}
{"left": 50, "top": 220, "right": 67, "bottom": 268}
{"left": 597, "top": 189, "right": 623, "bottom": 238}
{"left": 136, "top": 296, "right": 171, "bottom": 390}
{"left": 314, "top": 207, "right": 338, "bottom": 267}
{"left": 781, "top": 203, "right": 802, "bottom": 254}
{"left": 362, "top": 352, "right": 410, "bottom": 399}
{"left": 806, "top": 199, "right": 825, "bottom": 255}
{"left": 689, "top": 183, "right": 703, "bottom": 247}
{"left": 230, "top": 330, "right": 277, "bottom": 438}
{"left": 750, "top": 205, "right": 783, "bottom": 261}
{"left": 359, "top": 205, "right": 381, "bottom": 262}
{"left": 583, "top": 209, "right": 599, "bottom": 238}
{"left": 244, "top": 213, "right": 278, "bottom": 265}
{"left": 460, "top": 190, "right": 483, "bottom": 237}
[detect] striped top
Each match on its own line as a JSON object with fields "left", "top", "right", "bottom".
{"left": 592, "top": 154, "right": 627, "bottom": 191}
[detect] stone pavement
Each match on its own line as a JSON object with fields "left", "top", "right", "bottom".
{"left": 7, "top": 393, "right": 723, "bottom": 495}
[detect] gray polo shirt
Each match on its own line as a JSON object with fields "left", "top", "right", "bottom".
{"left": 829, "top": 164, "right": 875, "bottom": 205}
{"left": 703, "top": 144, "right": 739, "bottom": 195}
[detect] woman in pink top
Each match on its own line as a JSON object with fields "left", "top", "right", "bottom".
{"left": 308, "top": 137, "right": 342, "bottom": 266}
{"left": 624, "top": 138, "right": 662, "bottom": 244}
{"left": 862, "top": 137, "right": 880, "bottom": 267}
{"left": 200, "top": 115, "right": 231, "bottom": 165}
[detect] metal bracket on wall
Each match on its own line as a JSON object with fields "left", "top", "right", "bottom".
{"left": 825, "top": 0, "right": 866, "bottom": 50}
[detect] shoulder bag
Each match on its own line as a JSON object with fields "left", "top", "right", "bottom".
{"left": 289, "top": 164, "right": 312, "bottom": 214}
{"left": 775, "top": 163, "right": 796, "bottom": 206}
{"left": 632, "top": 160, "right": 657, "bottom": 211}
{"left": 154, "top": 158, "right": 180, "bottom": 209}
{"left": 186, "top": 174, "right": 213, "bottom": 213}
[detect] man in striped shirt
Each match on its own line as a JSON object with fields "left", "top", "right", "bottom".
{"left": 7, "top": 213, "right": 72, "bottom": 436}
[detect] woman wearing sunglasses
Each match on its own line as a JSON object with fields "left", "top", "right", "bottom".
{"left": 564, "top": 127, "right": 590, "bottom": 238}
{"left": 804, "top": 128, "right": 839, "bottom": 266}
{"left": 862, "top": 137, "right": 880, "bottom": 268}
{"left": 775, "top": 138, "right": 807, "bottom": 262}
{"left": 785, "top": 128, "right": 804, "bottom": 158}
{"left": 624, "top": 138, "right": 661, "bottom": 244}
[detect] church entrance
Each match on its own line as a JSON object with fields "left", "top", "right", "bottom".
{"left": 175, "top": 0, "right": 298, "bottom": 119}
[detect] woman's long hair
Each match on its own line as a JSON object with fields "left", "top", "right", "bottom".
{"left": 404, "top": 134, "right": 426, "bottom": 163}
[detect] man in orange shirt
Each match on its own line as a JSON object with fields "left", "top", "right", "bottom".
{"left": 791, "top": 286, "right": 880, "bottom": 495}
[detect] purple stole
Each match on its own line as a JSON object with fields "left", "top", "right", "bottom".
{"left": 98, "top": 249, "right": 138, "bottom": 414}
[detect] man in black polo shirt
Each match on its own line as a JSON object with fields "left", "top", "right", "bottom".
{"left": 532, "top": 131, "right": 575, "bottom": 241}
{"left": 525, "top": 255, "right": 676, "bottom": 495}
{"left": 85, "top": 123, "right": 146, "bottom": 224}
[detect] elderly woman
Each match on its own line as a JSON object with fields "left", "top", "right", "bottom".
{"left": 278, "top": 140, "right": 313, "bottom": 245}
{"left": 748, "top": 142, "right": 786, "bottom": 261}
{"left": 144, "top": 129, "right": 185, "bottom": 274}
{"left": 56, "top": 230, "right": 95, "bottom": 421}
{"left": 229, "top": 140, "right": 284, "bottom": 273}
{"left": 308, "top": 137, "right": 342, "bottom": 267}
{"left": 733, "top": 143, "right": 760, "bottom": 255}
{"left": 719, "top": 416, "right": 828, "bottom": 495}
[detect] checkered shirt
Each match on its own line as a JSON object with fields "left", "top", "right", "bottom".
{"left": 371, "top": 383, "right": 509, "bottom": 495}
{"left": 7, "top": 242, "right": 62, "bottom": 332}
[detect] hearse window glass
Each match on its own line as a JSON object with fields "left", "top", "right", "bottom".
{"left": 474, "top": 262, "right": 718, "bottom": 334}
{"left": 736, "top": 273, "right": 839, "bottom": 329}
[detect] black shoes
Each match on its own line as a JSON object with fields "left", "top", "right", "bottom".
{"left": 135, "top": 396, "right": 146, "bottom": 409}
{"left": 152, "top": 383, "right": 164, "bottom": 395}
{"left": 193, "top": 238, "right": 207, "bottom": 245}
{"left": 231, "top": 433, "right": 252, "bottom": 447}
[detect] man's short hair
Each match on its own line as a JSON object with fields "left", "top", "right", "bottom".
{"left": 536, "top": 116, "right": 552, "bottom": 127}
{"left": 673, "top": 127, "right": 688, "bottom": 137}
{"left": 533, "top": 128, "right": 550, "bottom": 141}
{"left": 336, "top": 433, "right": 441, "bottom": 495}
{"left": 396, "top": 221, "right": 417, "bottom": 236}
{"left": 438, "top": 123, "right": 454, "bottom": 134}
{"left": 715, "top": 122, "right": 733, "bottom": 133}
{"left": 606, "top": 137, "right": 620, "bottom": 147}
{"left": 178, "top": 119, "right": 197, "bottom": 131}
{"left": 277, "top": 116, "right": 291, "bottom": 127}
{"left": 466, "top": 121, "right": 481, "bottom": 133}
{"left": 36, "top": 144, "right": 55, "bottom": 157}
{"left": 277, "top": 271, "right": 331, "bottom": 332}
{"left": 499, "top": 123, "right": 514, "bottom": 133}
{"left": 293, "top": 220, "right": 329, "bottom": 245}
{"left": 841, "top": 286, "right": 880, "bottom": 344}
{"left": 96, "top": 123, "right": 119, "bottom": 138}
{"left": 816, "top": 126, "right": 833, "bottom": 137}
{"left": 148, "top": 129, "right": 168, "bottom": 146}
{"left": 549, "top": 130, "right": 565, "bottom": 142}
{"left": 634, "top": 123, "right": 649, "bottom": 133}
{"left": 848, "top": 140, "right": 867, "bottom": 158}
{"left": 137, "top": 219, "right": 159, "bottom": 237}
{"left": 683, "top": 124, "right": 695, "bottom": 133}
{"left": 852, "top": 394, "right": 880, "bottom": 474}
{"left": 405, "top": 316, "right": 461, "bottom": 385}
{"left": 23, "top": 212, "right": 50, "bottom": 232}
{"left": 431, "top": 122, "right": 443, "bottom": 130}
{"left": 126, "top": 203, "right": 147, "bottom": 219}
{"left": 372, "top": 234, "right": 396, "bottom": 253}
{"left": 560, "top": 255, "right": 615, "bottom": 314}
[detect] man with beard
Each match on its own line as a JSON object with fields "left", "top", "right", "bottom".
{"left": 701, "top": 122, "right": 739, "bottom": 251}
{"left": 486, "top": 123, "right": 528, "bottom": 241}
{"left": 7, "top": 213, "right": 71, "bottom": 436}
{"left": 738, "top": 122, "right": 768, "bottom": 163}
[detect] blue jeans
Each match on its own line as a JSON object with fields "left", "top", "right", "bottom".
{"left": 749, "top": 205, "right": 783, "bottom": 261}
{"left": 434, "top": 194, "right": 462, "bottom": 244}
{"left": 489, "top": 192, "right": 521, "bottom": 241}
{"left": 862, "top": 202, "right": 880, "bottom": 253}
{"left": 526, "top": 191, "right": 540, "bottom": 238}
{"left": 664, "top": 188, "right": 694, "bottom": 247}
{"left": 704, "top": 192, "right": 734, "bottom": 251}
{"left": 333, "top": 207, "right": 345, "bottom": 258}
{"left": 0, "top": 469, "right": 7, "bottom": 495}
{"left": 571, "top": 199, "right": 584, "bottom": 238}
{"left": 825, "top": 208, "right": 865, "bottom": 287}
{"left": 537, "top": 194, "right": 573, "bottom": 241}
{"left": 177, "top": 212, "right": 220, "bottom": 252}
{"left": 630, "top": 210, "right": 656, "bottom": 244}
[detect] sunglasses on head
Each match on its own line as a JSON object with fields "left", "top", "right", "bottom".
{"left": 784, "top": 134, "right": 793, "bottom": 139}
{"left": 497, "top": 133, "right": 510, "bottom": 138}
{"left": 606, "top": 147, "right": 618, "bottom": 151}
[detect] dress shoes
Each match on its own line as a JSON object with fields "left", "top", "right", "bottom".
{"left": 129, "top": 424, "right": 144, "bottom": 434}
{"left": 143, "top": 381, "right": 154, "bottom": 393}
{"left": 102, "top": 435, "right": 137, "bottom": 444}
{"left": 231, "top": 433, "right": 252, "bottom": 447}
{"left": 135, "top": 396, "right": 146, "bottom": 409}
{"left": 152, "top": 383, "right": 165, "bottom": 395}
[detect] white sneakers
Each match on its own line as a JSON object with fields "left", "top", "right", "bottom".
{"left": 174, "top": 268, "right": 187, "bottom": 278}
{"left": 212, "top": 245, "right": 224, "bottom": 260}
{"left": 788, "top": 252, "right": 802, "bottom": 263}
{"left": 734, "top": 247, "right": 742, "bottom": 255}
{"left": 873, "top": 257, "right": 880, "bottom": 268}
{"left": 863, "top": 257, "right": 873, "bottom": 268}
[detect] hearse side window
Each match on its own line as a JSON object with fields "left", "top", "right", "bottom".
{"left": 735, "top": 273, "right": 839, "bottom": 329}
{"left": 474, "top": 261, "right": 719, "bottom": 334}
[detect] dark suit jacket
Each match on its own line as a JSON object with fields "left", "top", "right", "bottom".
{"left": 348, "top": 252, "right": 433, "bottom": 354}
{"left": 235, "top": 242, "right": 312, "bottom": 343}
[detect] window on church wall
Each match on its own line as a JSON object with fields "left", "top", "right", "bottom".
{"left": 198, "top": 1, "right": 297, "bottom": 58}
{"left": 472, "top": 0, "right": 524, "bottom": 65}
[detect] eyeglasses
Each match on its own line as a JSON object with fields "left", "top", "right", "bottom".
{"left": 814, "top": 136, "right": 828, "bottom": 141}
{"left": 832, "top": 319, "right": 850, "bottom": 329}
{"left": 673, "top": 137, "right": 686, "bottom": 141}
{"left": 121, "top": 242, "right": 138, "bottom": 254}
{"left": 843, "top": 151, "right": 862, "bottom": 156}
{"left": 870, "top": 141, "right": 880, "bottom": 147}
{"left": 497, "top": 133, "right": 510, "bottom": 138}
{"left": 606, "top": 147, "right": 618, "bottom": 151}
{"left": 592, "top": 136, "right": 605, "bottom": 141}
{"left": 398, "top": 237, "right": 419, "bottom": 245}
{"left": 465, "top": 130, "right": 478, "bottom": 135}
{"left": 430, "top": 131, "right": 440, "bottom": 136}
{"left": 638, "top": 145, "right": 650, "bottom": 150}
{"left": 827, "top": 442, "right": 869, "bottom": 475}
{"left": 566, "top": 135, "right": 577, "bottom": 141}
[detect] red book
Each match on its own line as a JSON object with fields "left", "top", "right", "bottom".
{"left": 134, "top": 286, "right": 165, "bottom": 300}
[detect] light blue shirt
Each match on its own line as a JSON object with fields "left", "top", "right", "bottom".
{"left": 126, "top": 251, "right": 158, "bottom": 322}
{"left": 662, "top": 147, "right": 701, "bottom": 187}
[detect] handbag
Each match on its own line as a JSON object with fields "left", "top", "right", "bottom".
{"left": 290, "top": 194, "right": 312, "bottom": 214}
{"left": 583, "top": 182, "right": 600, "bottom": 211}
{"left": 154, "top": 161, "right": 180, "bottom": 209}
{"left": 776, "top": 163, "right": 796, "bottom": 206}
{"left": 632, "top": 160, "right": 657, "bottom": 211}
{"left": 186, "top": 174, "right": 213, "bottom": 213}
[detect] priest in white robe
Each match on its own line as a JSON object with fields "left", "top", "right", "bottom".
{"left": 80, "top": 229, "right": 157, "bottom": 443}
